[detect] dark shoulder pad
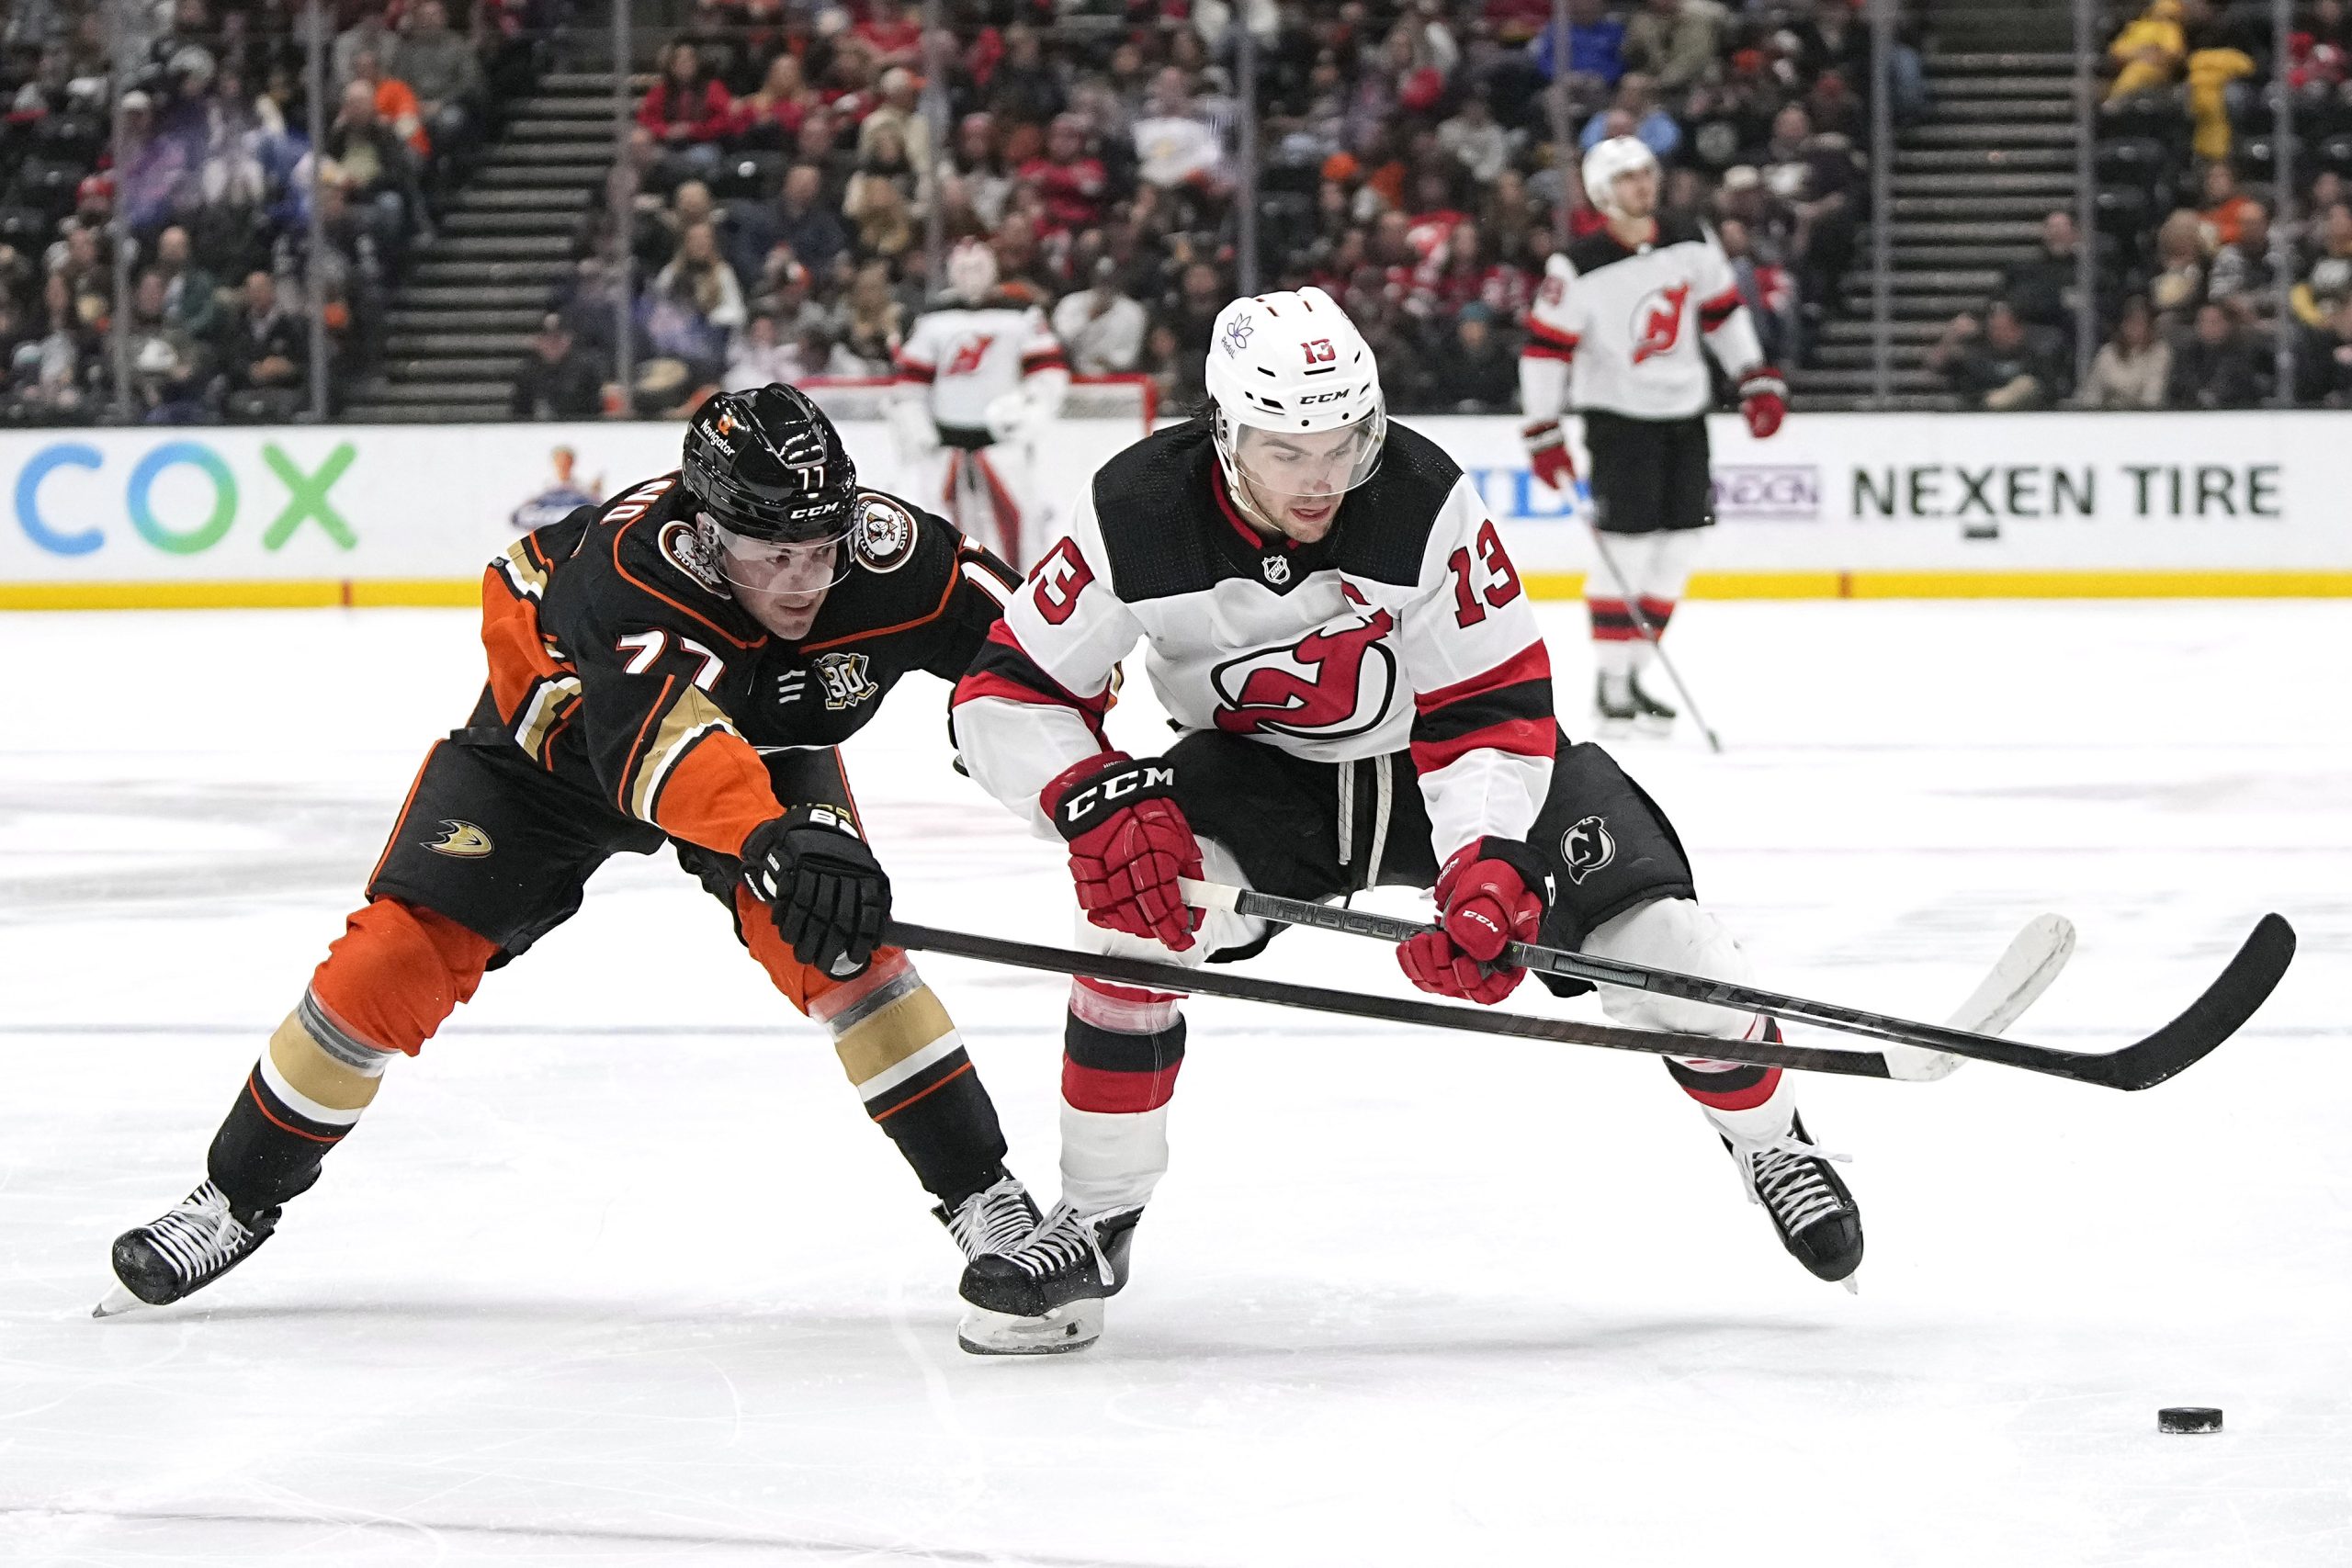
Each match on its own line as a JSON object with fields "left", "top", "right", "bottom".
{"left": 1088, "top": 420, "right": 1227, "bottom": 602}
{"left": 518, "top": 504, "right": 596, "bottom": 573}
{"left": 1331, "top": 421, "right": 1463, "bottom": 586}
{"left": 556, "top": 475, "right": 768, "bottom": 649}
{"left": 1657, "top": 213, "right": 1710, "bottom": 250}
{"left": 1565, "top": 230, "right": 1634, "bottom": 275}
{"left": 800, "top": 489, "right": 960, "bottom": 644}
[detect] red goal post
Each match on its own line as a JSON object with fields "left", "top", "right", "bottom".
{"left": 798, "top": 374, "right": 1159, "bottom": 435}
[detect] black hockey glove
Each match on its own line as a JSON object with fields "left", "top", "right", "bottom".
{"left": 741, "top": 805, "right": 891, "bottom": 978}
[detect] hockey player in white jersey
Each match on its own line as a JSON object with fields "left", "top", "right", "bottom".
{"left": 1519, "top": 136, "right": 1788, "bottom": 730}
{"left": 889, "top": 241, "right": 1070, "bottom": 570}
{"left": 947, "top": 286, "right": 1859, "bottom": 1356}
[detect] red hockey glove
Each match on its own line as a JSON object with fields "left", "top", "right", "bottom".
{"left": 1398, "top": 838, "right": 1551, "bottom": 1006}
{"left": 1738, "top": 367, "right": 1788, "bottom": 439}
{"left": 1044, "top": 750, "right": 1204, "bottom": 952}
{"left": 1522, "top": 419, "right": 1577, "bottom": 493}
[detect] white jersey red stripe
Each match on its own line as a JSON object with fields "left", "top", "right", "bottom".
{"left": 1518, "top": 214, "right": 1765, "bottom": 423}
{"left": 950, "top": 419, "right": 1555, "bottom": 864}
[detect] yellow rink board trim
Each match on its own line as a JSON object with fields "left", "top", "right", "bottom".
{"left": 0, "top": 579, "right": 482, "bottom": 611}
{"left": 1530, "top": 570, "right": 2352, "bottom": 600}
{"left": 4, "top": 570, "right": 2350, "bottom": 611}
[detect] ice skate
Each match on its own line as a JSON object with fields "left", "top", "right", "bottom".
{"left": 96, "top": 1180, "right": 280, "bottom": 1317}
{"left": 1629, "top": 672, "right": 1677, "bottom": 731}
{"left": 956, "top": 1201, "right": 1141, "bottom": 1355}
{"left": 1594, "top": 672, "right": 1638, "bottom": 732}
{"left": 933, "top": 1172, "right": 1041, "bottom": 1262}
{"left": 1720, "top": 1112, "right": 1864, "bottom": 1287}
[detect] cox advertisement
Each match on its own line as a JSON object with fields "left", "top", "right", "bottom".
{"left": 3, "top": 412, "right": 2346, "bottom": 604}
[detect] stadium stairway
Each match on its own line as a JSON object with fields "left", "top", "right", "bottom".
{"left": 343, "top": 71, "right": 620, "bottom": 423}
{"left": 1793, "top": 0, "right": 2080, "bottom": 411}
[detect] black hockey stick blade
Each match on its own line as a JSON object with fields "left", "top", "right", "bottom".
{"left": 1184, "top": 881, "right": 2294, "bottom": 1087}
{"left": 888, "top": 913, "right": 2291, "bottom": 1092}
{"left": 884, "top": 919, "right": 1896, "bottom": 1079}
{"left": 2050, "top": 912, "right": 2297, "bottom": 1091}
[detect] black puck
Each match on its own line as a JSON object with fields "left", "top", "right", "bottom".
{"left": 2158, "top": 1406, "right": 2223, "bottom": 1434}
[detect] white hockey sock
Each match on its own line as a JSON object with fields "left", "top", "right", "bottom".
{"left": 1059, "top": 1100, "right": 1170, "bottom": 1215}
{"left": 1697, "top": 1066, "right": 1797, "bottom": 1147}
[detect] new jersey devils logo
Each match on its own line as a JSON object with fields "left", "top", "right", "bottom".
{"left": 1560, "top": 815, "right": 1616, "bottom": 885}
{"left": 945, "top": 334, "right": 997, "bottom": 377}
{"left": 1629, "top": 282, "right": 1690, "bottom": 364}
{"left": 1210, "top": 598, "right": 1398, "bottom": 740}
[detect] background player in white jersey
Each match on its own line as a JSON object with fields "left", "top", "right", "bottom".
{"left": 1518, "top": 137, "right": 1789, "bottom": 730}
{"left": 947, "top": 286, "right": 1859, "bottom": 1356}
{"left": 888, "top": 240, "right": 1070, "bottom": 570}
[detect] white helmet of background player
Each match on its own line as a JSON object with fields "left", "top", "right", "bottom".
{"left": 945, "top": 239, "right": 998, "bottom": 304}
{"left": 1204, "top": 286, "right": 1385, "bottom": 536}
{"left": 1582, "top": 135, "right": 1659, "bottom": 220}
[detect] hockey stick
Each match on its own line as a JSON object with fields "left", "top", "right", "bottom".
{"left": 1174, "top": 881, "right": 2294, "bottom": 1091}
{"left": 1577, "top": 483, "right": 1724, "bottom": 754}
{"left": 1175, "top": 876, "right": 2072, "bottom": 1084}
{"left": 887, "top": 919, "right": 1904, "bottom": 1079}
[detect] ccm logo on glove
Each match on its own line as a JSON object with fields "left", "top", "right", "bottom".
{"left": 1045, "top": 751, "right": 1203, "bottom": 952}
{"left": 1057, "top": 763, "right": 1176, "bottom": 827}
{"left": 1397, "top": 837, "right": 1552, "bottom": 1006}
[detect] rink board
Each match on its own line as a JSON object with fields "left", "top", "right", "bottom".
{"left": 2, "top": 412, "right": 2347, "bottom": 607}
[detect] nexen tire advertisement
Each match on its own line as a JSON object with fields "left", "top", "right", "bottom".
{"left": 1, "top": 412, "right": 2345, "bottom": 603}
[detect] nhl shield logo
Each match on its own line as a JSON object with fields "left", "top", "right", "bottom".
{"left": 1560, "top": 815, "right": 1615, "bottom": 885}
{"left": 1261, "top": 554, "right": 1292, "bottom": 586}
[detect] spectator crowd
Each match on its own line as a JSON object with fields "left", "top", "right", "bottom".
{"left": 551, "top": 0, "right": 1911, "bottom": 422}
{"left": 1, "top": 0, "right": 528, "bottom": 423}
{"left": 19, "top": 0, "right": 2352, "bottom": 426}
{"left": 1934, "top": 0, "right": 2352, "bottom": 411}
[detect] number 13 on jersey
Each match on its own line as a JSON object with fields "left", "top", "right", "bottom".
{"left": 1445, "top": 520, "right": 1524, "bottom": 627}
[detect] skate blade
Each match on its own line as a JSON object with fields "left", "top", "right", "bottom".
{"left": 1839, "top": 1273, "right": 1860, "bottom": 1296}
{"left": 92, "top": 1281, "right": 149, "bottom": 1319}
{"left": 956, "top": 1299, "right": 1104, "bottom": 1356}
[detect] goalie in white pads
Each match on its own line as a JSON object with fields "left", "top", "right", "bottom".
{"left": 948, "top": 286, "right": 1859, "bottom": 1356}
{"left": 1519, "top": 136, "right": 1788, "bottom": 730}
{"left": 889, "top": 241, "right": 1070, "bottom": 570}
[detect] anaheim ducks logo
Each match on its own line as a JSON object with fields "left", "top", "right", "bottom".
{"left": 1560, "top": 815, "right": 1615, "bottom": 886}
{"left": 659, "top": 518, "right": 729, "bottom": 596}
{"left": 854, "top": 496, "right": 916, "bottom": 573}
{"left": 424, "top": 820, "right": 494, "bottom": 859}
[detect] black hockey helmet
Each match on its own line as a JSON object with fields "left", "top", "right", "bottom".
{"left": 680, "top": 385, "right": 858, "bottom": 544}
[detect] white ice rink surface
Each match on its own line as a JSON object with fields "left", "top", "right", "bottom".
{"left": 0, "top": 600, "right": 2346, "bottom": 1567}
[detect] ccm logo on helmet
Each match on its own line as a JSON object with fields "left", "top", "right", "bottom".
{"left": 1296, "top": 389, "right": 1353, "bottom": 405}
{"left": 1059, "top": 765, "right": 1174, "bottom": 822}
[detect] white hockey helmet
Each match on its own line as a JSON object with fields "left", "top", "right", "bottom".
{"left": 1582, "top": 135, "right": 1659, "bottom": 220}
{"left": 1204, "top": 286, "right": 1386, "bottom": 514}
{"left": 945, "top": 239, "right": 998, "bottom": 304}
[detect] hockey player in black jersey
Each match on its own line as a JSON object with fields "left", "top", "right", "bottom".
{"left": 948, "top": 287, "right": 1858, "bottom": 1355}
{"left": 99, "top": 385, "right": 1042, "bottom": 1317}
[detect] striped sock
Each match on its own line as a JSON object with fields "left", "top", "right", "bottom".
{"left": 812, "top": 955, "right": 1006, "bottom": 1209}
